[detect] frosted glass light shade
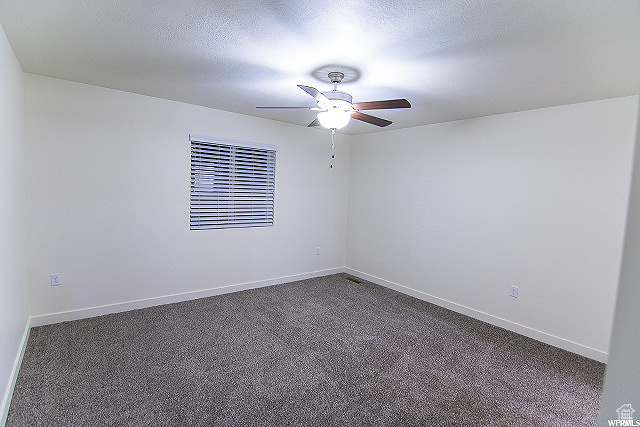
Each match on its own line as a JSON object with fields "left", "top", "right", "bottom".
{"left": 317, "top": 109, "right": 351, "bottom": 129}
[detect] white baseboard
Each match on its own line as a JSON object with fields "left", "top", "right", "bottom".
{"left": 30, "top": 268, "right": 345, "bottom": 328}
{"left": 345, "top": 268, "right": 608, "bottom": 363}
{"left": 1, "top": 318, "right": 31, "bottom": 426}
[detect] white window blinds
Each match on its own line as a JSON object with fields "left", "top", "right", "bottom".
{"left": 190, "top": 135, "right": 277, "bottom": 230}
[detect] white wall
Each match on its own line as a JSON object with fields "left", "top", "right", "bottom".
{"left": 13, "top": 67, "right": 640, "bottom": 415}
{"left": 346, "top": 97, "right": 638, "bottom": 361}
{"left": 597, "top": 97, "right": 640, "bottom": 425}
{"left": 24, "top": 74, "right": 351, "bottom": 321}
{"left": 0, "top": 22, "right": 29, "bottom": 424}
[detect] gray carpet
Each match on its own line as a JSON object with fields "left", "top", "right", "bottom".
{"left": 7, "top": 274, "right": 604, "bottom": 426}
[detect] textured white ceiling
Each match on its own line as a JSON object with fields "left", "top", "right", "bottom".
{"left": 1, "top": 0, "right": 639, "bottom": 135}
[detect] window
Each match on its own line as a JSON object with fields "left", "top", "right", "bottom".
{"left": 190, "top": 135, "right": 277, "bottom": 230}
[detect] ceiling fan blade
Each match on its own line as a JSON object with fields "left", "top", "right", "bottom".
{"left": 351, "top": 112, "right": 393, "bottom": 127}
{"left": 352, "top": 99, "right": 411, "bottom": 111}
{"left": 307, "top": 118, "right": 321, "bottom": 127}
{"left": 256, "top": 106, "right": 315, "bottom": 109}
{"left": 297, "top": 85, "right": 330, "bottom": 104}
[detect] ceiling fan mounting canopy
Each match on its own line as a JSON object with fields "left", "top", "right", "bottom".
{"left": 312, "top": 65, "right": 359, "bottom": 84}
{"left": 328, "top": 71, "right": 345, "bottom": 84}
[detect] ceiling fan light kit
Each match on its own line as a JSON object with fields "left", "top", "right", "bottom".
{"left": 317, "top": 109, "right": 351, "bottom": 129}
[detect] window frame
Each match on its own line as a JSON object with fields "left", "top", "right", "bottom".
{"left": 190, "top": 134, "right": 277, "bottom": 230}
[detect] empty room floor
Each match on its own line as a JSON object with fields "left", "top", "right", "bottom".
{"left": 7, "top": 274, "right": 604, "bottom": 426}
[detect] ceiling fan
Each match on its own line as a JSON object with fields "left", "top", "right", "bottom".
{"left": 257, "top": 71, "right": 411, "bottom": 130}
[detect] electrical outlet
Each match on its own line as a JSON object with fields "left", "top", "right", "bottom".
{"left": 315, "top": 247, "right": 321, "bottom": 255}
{"left": 50, "top": 273, "right": 62, "bottom": 286}
{"left": 509, "top": 285, "right": 519, "bottom": 298}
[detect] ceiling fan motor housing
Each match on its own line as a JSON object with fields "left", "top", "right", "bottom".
{"left": 319, "top": 90, "right": 354, "bottom": 115}
{"left": 322, "top": 90, "right": 352, "bottom": 104}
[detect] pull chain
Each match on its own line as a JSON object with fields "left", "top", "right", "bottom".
{"left": 331, "top": 128, "right": 336, "bottom": 168}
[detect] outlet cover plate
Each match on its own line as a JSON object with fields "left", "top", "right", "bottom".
{"left": 509, "top": 285, "right": 519, "bottom": 298}
{"left": 50, "top": 273, "right": 62, "bottom": 286}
